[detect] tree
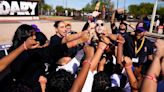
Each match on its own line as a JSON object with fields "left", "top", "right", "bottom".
{"left": 139, "top": 3, "right": 154, "bottom": 15}
{"left": 82, "top": 0, "right": 114, "bottom": 13}
{"left": 42, "top": 4, "right": 52, "bottom": 11}
{"left": 157, "top": 7, "right": 164, "bottom": 16}
{"left": 128, "top": 5, "right": 140, "bottom": 16}
{"left": 128, "top": 3, "right": 154, "bottom": 17}
{"left": 56, "top": 6, "right": 64, "bottom": 12}
{"left": 82, "top": 3, "right": 94, "bottom": 13}
{"left": 35, "top": 0, "right": 45, "bottom": 9}
{"left": 56, "top": 6, "right": 65, "bottom": 16}
{"left": 65, "top": 8, "right": 76, "bottom": 12}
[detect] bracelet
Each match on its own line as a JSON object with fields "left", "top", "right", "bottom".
{"left": 125, "top": 65, "right": 132, "bottom": 69}
{"left": 145, "top": 75, "right": 157, "bottom": 82}
{"left": 85, "top": 41, "right": 91, "bottom": 45}
{"left": 23, "top": 42, "right": 28, "bottom": 50}
{"left": 82, "top": 60, "right": 91, "bottom": 65}
{"left": 98, "top": 46, "right": 105, "bottom": 51}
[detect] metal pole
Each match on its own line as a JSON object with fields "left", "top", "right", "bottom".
{"left": 149, "top": 0, "right": 158, "bottom": 33}
{"left": 41, "top": 8, "right": 43, "bottom": 15}
{"left": 124, "top": 0, "right": 126, "bottom": 11}
{"left": 117, "top": 0, "right": 119, "bottom": 9}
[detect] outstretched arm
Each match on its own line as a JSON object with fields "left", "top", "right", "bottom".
{"left": 0, "top": 37, "right": 39, "bottom": 72}
{"left": 124, "top": 57, "right": 138, "bottom": 92}
{"left": 66, "top": 33, "right": 90, "bottom": 48}
{"left": 62, "top": 31, "right": 88, "bottom": 43}
{"left": 90, "top": 42, "right": 107, "bottom": 72}
{"left": 117, "top": 34, "right": 124, "bottom": 65}
{"left": 69, "top": 45, "right": 94, "bottom": 92}
{"left": 141, "top": 39, "right": 164, "bottom": 92}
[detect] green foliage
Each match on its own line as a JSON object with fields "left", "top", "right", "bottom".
{"left": 157, "top": 7, "right": 164, "bottom": 16}
{"left": 128, "top": 5, "right": 139, "bottom": 16}
{"left": 65, "top": 8, "right": 76, "bottom": 12}
{"left": 42, "top": 4, "right": 53, "bottom": 11}
{"left": 82, "top": 0, "right": 114, "bottom": 13}
{"left": 139, "top": 3, "right": 154, "bottom": 15}
{"left": 128, "top": 3, "right": 164, "bottom": 17}
{"left": 82, "top": 3, "right": 94, "bottom": 12}
{"left": 56, "top": 6, "right": 64, "bottom": 12}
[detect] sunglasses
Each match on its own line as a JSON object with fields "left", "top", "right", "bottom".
{"left": 96, "top": 23, "right": 104, "bottom": 27}
{"left": 119, "top": 28, "right": 126, "bottom": 30}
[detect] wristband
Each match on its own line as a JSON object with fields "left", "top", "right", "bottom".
{"left": 23, "top": 42, "right": 28, "bottom": 50}
{"left": 145, "top": 75, "right": 157, "bottom": 82}
{"left": 82, "top": 60, "right": 91, "bottom": 65}
{"left": 98, "top": 46, "right": 105, "bottom": 51}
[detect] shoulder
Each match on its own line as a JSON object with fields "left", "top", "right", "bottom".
{"left": 50, "top": 35, "right": 61, "bottom": 40}
{"left": 50, "top": 35, "right": 62, "bottom": 45}
{"left": 144, "top": 38, "right": 154, "bottom": 52}
{"left": 144, "top": 38, "right": 153, "bottom": 45}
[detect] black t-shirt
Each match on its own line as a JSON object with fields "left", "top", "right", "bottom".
{"left": 49, "top": 35, "right": 69, "bottom": 66}
{"left": 0, "top": 47, "right": 51, "bottom": 92}
{"left": 135, "top": 38, "right": 154, "bottom": 65}
{"left": 122, "top": 33, "right": 154, "bottom": 65}
{"left": 122, "top": 32, "right": 135, "bottom": 58}
{"left": 49, "top": 35, "right": 79, "bottom": 60}
{"left": 112, "top": 27, "right": 119, "bottom": 34}
{"left": 7, "top": 48, "right": 47, "bottom": 92}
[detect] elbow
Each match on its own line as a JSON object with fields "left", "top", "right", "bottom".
{"left": 0, "top": 66, "right": 5, "bottom": 72}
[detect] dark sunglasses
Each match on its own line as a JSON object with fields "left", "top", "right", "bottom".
{"left": 119, "top": 28, "right": 126, "bottom": 30}
{"left": 96, "top": 23, "right": 104, "bottom": 27}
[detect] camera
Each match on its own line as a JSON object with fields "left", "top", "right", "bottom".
{"left": 115, "top": 10, "right": 126, "bottom": 21}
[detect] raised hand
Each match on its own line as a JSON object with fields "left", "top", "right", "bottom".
{"left": 88, "top": 22, "right": 96, "bottom": 30}
{"left": 39, "top": 76, "right": 47, "bottom": 92}
{"left": 100, "top": 35, "right": 111, "bottom": 45}
{"left": 117, "top": 34, "right": 125, "bottom": 44}
{"left": 81, "top": 32, "right": 90, "bottom": 42}
{"left": 92, "top": 11, "right": 101, "bottom": 17}
{"left": 155, "top": 39, "right": 164, "bottom": 58}
{"left": 123, "top": 56, "right": 133, "bottom": 68}
{"left": 83, "top": 45, "right": 94, "bottom": 60}
{"left": 24, "top": 37, "right": 40, "bottom": 50}
{"left": 98, "top": 42, "right": 107, "bottom": 51}
{"left": 116, "top": 8, "right": 124, "bottom": 14}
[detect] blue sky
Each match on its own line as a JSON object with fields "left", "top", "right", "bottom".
{"left": 45, "top": 0, "right": 163, "bottom": 10}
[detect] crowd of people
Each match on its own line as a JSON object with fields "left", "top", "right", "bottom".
{"left": 0, "top": 9, "right": 164, "bottom": 92}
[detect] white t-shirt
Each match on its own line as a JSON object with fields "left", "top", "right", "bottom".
{"left": 82, "top": 70, "right": 97, "bottom": 92}
{"left": 56, "top": 49, "right": 84, "bottom": 74}
{"left": 110, "top": 73, "right": 120, "bottom": 87}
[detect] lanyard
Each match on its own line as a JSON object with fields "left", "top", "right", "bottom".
{"left": 135, "top": 37, "right": 145, "bottom": 55}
